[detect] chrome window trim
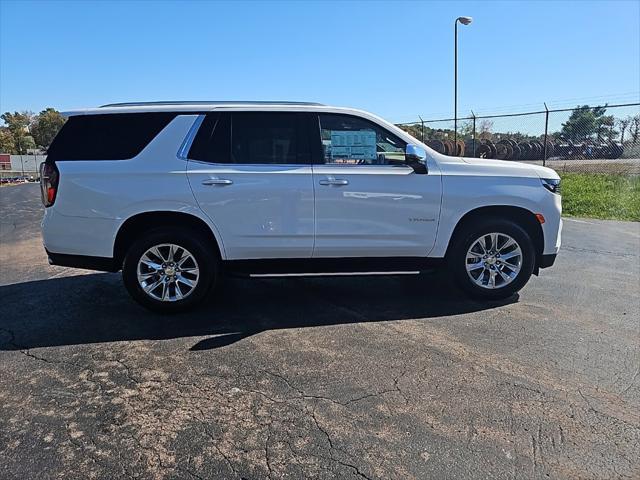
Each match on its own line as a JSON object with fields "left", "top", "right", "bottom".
{"left": 177, "top": 114, "right": 205, "bottom": 160}
{"left": 314, "top": 163, "right": 413, "bottom": 170}
{"left": 187, "top": 158, "right": 412, "bottom": 172}
{"left": 187, "top": 159, "right": 313, "bottom": 168}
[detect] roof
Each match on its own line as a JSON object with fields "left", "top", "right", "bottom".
{"left": 63, "top": 101, "right": 327, "bottom": 116}
{"left": 100, "top": 101, "right": 325, "bottom": 108}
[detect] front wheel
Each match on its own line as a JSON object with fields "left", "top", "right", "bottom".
{"left": 122, "top": 228, "right": 218, "bottom": 312}
{"left": 449, "top": 219, "right": 535, "bottom": 300}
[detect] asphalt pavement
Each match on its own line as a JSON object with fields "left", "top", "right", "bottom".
{"left": 1, "top": 183, "right": 639, "bottom": 479}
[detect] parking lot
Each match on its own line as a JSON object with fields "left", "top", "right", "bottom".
{"left": 0, "top": 183, "right": 638, "bottom": 479}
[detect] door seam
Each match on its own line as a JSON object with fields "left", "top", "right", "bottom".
{"left": 311, "top": 164, "right": 317, "bottom": 258}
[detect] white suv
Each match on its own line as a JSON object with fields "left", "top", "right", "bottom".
{"left": 40, "top": 101, "right": 561, "bottom": 312}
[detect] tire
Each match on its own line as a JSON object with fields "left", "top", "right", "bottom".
{"left": 122, "top": 228, "right": 218, "bottom": 312}
{"left": 448, "top": 218, "right": 535, "bottom": 300}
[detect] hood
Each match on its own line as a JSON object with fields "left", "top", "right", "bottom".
{"left": 459, "top": 157, "right": 560, "bottom": 180}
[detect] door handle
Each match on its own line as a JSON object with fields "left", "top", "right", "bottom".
{"left": 319, "top": 177, "right": 349, "bottom": 186}
{"left": 202, "top": 178, "right": 233, "bottom": 186}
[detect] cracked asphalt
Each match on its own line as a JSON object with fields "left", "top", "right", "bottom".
{"left": 1, "top": 183, "right": 639, "bottom": 479}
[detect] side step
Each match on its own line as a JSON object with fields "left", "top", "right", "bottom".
{"left": 223, "top": 257, "right": 444, "bottom": 276}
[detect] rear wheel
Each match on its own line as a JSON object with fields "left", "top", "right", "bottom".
{"left": 122, "top": 228, "right": 217, "bottom": 312}
{"left": 449, "top": 218, "right": 535, "bottom": 300}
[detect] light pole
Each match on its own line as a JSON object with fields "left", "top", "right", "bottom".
{"left": 454, "top": 16, "right": 473, "bottom": 154}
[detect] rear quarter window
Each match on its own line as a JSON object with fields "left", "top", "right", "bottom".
{"left": 46, "top": 113, "right": 177, "bottom": 161}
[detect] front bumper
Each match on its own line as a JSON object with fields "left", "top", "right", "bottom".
{"left": 541, "top": 195, "right": 562, "bottom": 255}
{"left": 538, "top": 253, "right": 557, "bottom": 269}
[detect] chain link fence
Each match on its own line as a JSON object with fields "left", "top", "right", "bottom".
{"left": 397, "top": 103, "right": 640, "bottom": 174}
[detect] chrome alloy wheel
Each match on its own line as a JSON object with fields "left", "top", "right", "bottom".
{"left": 137, "top": 244, "right": 200, "bottom": 302}
{"left": 465, "top": 233, "right": 523, "bottom": 289}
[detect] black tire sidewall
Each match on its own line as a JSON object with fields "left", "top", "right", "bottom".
{"left": 449, "top": 219, "right": 535, "bottom": 299}
{"left": 122, "top": 228, "right": 217, "bottom": 312}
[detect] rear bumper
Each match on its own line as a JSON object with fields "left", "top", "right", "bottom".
{"left": 42, "top": 208, "right": 118, "bottom": 259}
{"left": 46, "top": 249, "right": 119, "bottom": 272}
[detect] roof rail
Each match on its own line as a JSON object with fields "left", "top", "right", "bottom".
{"left": 99, "top": 100, "right": 325, "bottom": 108}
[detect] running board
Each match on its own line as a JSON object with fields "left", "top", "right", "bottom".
{"left": 223, "top": 257, "right": 444, "bottom": 276}
{"left": 250, "top": 271, "right": 421, "bottom": 278}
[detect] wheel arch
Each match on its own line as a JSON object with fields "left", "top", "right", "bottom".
{"left": 445, "top": 205, "right": 544, "bottom": 271}
{"left": 113, "top": 211, "right": 223, "bottom": 268}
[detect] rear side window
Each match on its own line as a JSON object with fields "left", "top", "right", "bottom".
{"left": 232, "top": 113, "right": 302, "bottom": 164}
{"left": 188, "top": 112, "right": 311, "bottom": 164}
{"left": 46, "top": 113, "right": 177, "bottom": 161}
{"left": 188, "top": 113, "right": 229, "bottom": 163}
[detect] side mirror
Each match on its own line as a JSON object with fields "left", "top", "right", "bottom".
{"left": 405, "top": 144, "right": 428, "bottom": 174}
{"left": 406, "top": 144, "right": 427, "bottom": 162}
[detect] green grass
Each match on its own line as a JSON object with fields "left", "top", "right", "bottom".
{"left": 560, "top": 173, "right": 640, "bottom": 221}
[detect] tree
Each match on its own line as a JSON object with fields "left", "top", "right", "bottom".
{"left": 478, "top": 119, "right": 493, "bottom": 140}
{"left": 458, "top": 120, "right": 474, "bottom": 139}
{"left": 15, "top": 135, "right": 36, "bottom": 153}
{"left": 595, "top": 114, "right": 617, "bottom": 142}
{"left": 1, "top": 111, "right": 34, "bottom": 154}
{"left": 398, "top": 123, "right": 423, "bottom": 141}
{"left": 560, "top": 105, "right": 608, "bottom": 141}
{"left": 31, "top": 108, "right": 66, "bottom": 149}
{"left": 0, "top": 128, "right": 16, "bottom": 153}
{"left": 616, "top": 117, "right": 631, "bottom": 144}
{"left": 629, "top": 114, "right": 640, "bottom": 143}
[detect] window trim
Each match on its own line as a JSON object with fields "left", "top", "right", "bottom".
{"left": 186, "top": 157, "right": 314, "bottom": 169}
{"left": 314, "top": 113, "right": 409, "bottom": 168}
{"left": 177, "top": 114, "right": 206, "bottom": 160}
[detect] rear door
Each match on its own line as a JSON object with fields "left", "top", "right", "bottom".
{"left": 311, "top": 113, "right": 441, "bottom": 258}
{"left": 186, "top": 111, "right": 316, "bottom": 259}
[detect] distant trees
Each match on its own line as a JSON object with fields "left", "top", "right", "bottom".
{"left": 629, "top": 115, "right": 640, "bottom": 144}
{"left": 0, "top": 108, "right": 66, "bottom": 154}
{"left": 398, "top": 118, "right": 500, "bottom": 142}
{"left": 31, "top": 108, "right": 66, "bottom": 149}
{"left": 559, "top": 105, "right": 619, "bottom": 142}
{"left": 1, "top": 111, "right": 35, "bottom": 154}
{"left": 0, "top": 129, "right": 16, "bottom": 154}
{"left": 478, "top": 119, "right": 494, "bottom": 140}
{"left": 616, "top": 117, "right": 631, "bottom": 144}
{"left": 398, "top": 123, "right": 423, "bottom": 140}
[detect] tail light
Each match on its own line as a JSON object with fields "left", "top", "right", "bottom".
{"left": 39, "top": 162, "right": 59, "bottom": 207}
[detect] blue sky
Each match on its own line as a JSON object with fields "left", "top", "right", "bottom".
{"left": 1, "top": 0, "right": 639, "bottom": 124}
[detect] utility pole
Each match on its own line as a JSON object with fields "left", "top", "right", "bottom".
{"left": 454, "top": 16, "right": 473, "bottom": 153}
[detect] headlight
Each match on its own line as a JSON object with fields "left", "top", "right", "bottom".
{"left": 541, "top": 178, "right": 561, "bottom": 194}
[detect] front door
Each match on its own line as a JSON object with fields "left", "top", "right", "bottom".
{"left": 312, "top": 113, "right": 441, "bottom": 258}
{"left": 187, "top": 112, "right": 315, "bottom": 259}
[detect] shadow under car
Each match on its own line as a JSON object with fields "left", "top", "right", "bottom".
{"left": 0, "top": 271, "right": 517, "bottom": 351}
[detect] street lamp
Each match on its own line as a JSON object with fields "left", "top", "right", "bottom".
{"left": 454, "top": 16, "right": 473, "bottom": 153}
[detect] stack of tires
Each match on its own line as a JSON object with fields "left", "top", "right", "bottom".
{"left": 427, "top": 137, "right": 623, "bottom": 160}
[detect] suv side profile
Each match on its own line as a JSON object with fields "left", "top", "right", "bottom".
{"left": 40, "top": 101, "right": 561, "bottom": 312}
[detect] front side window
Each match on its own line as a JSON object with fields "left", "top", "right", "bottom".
{"left": 188, "top": 112, "right": 310, "bottom": 164}
{"left": 319, "top": 114, "right": 407, "bottom": 165}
